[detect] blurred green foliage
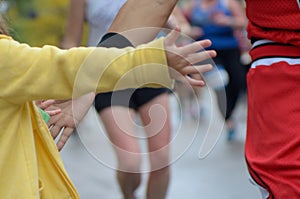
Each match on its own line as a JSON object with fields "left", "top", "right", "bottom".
{"left": 6, "top": 0, "right": 69, "bottom": 46}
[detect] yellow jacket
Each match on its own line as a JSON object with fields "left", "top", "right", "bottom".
{"left": 0, "top": 34, "right": 173, "bottom": 198}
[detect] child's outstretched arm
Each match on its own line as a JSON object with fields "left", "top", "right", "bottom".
{"left": 39, "top": 0, "right": 215, "bottom": 150}
{"left": 46, "top": 30, "right": 215, "bottom": 151}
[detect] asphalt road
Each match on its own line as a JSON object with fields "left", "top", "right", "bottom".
{"left": 60, "top": 88, "right": 261, "bottom": 199}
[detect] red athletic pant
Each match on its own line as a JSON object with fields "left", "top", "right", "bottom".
{"left": 246, "top": 43, "right": 300, "bottom": 198}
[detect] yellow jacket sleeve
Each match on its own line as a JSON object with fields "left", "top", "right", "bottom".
{"left": 0, "top": 35, "right": 173, "bottom": 104}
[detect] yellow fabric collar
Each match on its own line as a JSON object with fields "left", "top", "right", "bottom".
{"left": 0, "top": 34, "right": 12, "bottom": 40}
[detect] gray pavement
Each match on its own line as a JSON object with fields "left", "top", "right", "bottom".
{"left": 60, "top": 88, "right": 261, "bottom": 199}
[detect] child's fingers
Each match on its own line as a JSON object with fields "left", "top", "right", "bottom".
{"left": 180, "top": 39, "right": 212, "bottom": 55}
{"left": 35, "top": 100, "right": 42, "bottom": 106}
{"left": 56, "top": 127, "right": 74, "bottom": 151}
{"left": 39, "top": 99, "right": 56, "bottom": 110}
{"left": 164, "top": 27, "right": 181, "bottom": 46}
{"left": 186, "top": 50, "right": 216, "bottom": 65}
{"left": 184, "top": 75, "right": 206, "bottom": 87}
{"left": 49, "top": 124, "right": 63, "bottom": 139}
{"left": 181, "top": 64, "right": 213, "bottom": 75}
{"left": 46, "top": 109, "right": 62, "bottom": 117}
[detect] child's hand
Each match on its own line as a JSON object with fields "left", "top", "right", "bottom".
{"left": 164, "top": 28, "right": 216, "bottom": 87}
{"left": 47, "top": 93, "right": 95, "bottom": 151}
{"left": 35, "top": 100, "right": 61, "bottom": 117}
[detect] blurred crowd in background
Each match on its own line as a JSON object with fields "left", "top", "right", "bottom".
{"left": 0, "top": 0, "right": 69, "bottom": 46}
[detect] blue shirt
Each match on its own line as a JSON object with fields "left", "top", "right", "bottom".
{"left": 189, "top": 0, "right": 239, "bottom": 50}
